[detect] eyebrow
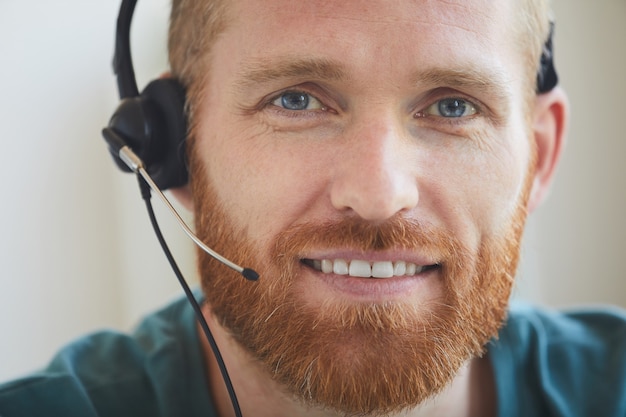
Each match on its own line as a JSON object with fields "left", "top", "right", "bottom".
{"left": 411, "top": 67, "right": 512, "bottom": 103}
{"left": 233, "top": 57, "right": 350, "bottom": 92}
{"left": 234, "top": 57, "right": 512, "bottom": 107}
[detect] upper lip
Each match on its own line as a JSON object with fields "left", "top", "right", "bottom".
{"left": 299, "top": 250, "right": 439, "bottom": 266}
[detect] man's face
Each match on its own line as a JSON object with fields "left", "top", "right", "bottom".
{"left": 190, "top": 0, "right": 533, "bottom": 414}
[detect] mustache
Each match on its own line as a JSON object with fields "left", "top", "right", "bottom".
{"left": 272, "top": 216, "right": 461, "bottom": 260}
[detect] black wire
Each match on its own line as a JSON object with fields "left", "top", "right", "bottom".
{"left": 137, "top": 175, "right": 243, "bottom": 417}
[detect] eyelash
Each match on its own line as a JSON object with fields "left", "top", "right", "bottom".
{"left": 424, "top": 98, "right": 476, "bottom": 117}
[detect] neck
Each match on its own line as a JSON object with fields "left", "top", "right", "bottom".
{"left": 198, "top": 304, "right": 496, "bottom": 417}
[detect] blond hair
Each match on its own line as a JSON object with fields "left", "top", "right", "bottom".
{"left": 515, "top": 0, "right": 553, "bottom": 103}
{"left": 168, "top": 0, "right": 229, "bottom": 140}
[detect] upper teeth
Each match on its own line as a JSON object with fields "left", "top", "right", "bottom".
{"left": 310, "top": 259, "right": 424, "bottom": 279}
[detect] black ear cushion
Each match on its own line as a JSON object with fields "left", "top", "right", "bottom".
{"left": 140, "top": 78, "right": 189, "bottom": 190}
{"left": 106, "top": 78, "right": 189, "bottom": 190}
{"left": 536, "top": 22, "right": 558, "bottom": 94}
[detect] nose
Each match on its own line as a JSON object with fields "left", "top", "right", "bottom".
{"left": 330, "top": 120, "right": 419, "bottom": 221}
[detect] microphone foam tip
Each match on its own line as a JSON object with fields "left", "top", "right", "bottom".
{"left": 242, "top": 268, "right": 260, "bottom": 281}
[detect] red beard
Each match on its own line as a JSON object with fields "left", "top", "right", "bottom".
{"left": 191, "top": 159, "right": 528, "bottom": 415}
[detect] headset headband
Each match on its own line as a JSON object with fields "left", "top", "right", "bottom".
{"left": 113, "top": 0, "right": 139, "bottom": 99}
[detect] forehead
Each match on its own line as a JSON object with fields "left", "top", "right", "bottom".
{"left": 244, "top": 0, "right": 512, "bottom": 30}
{"left": 212, "top": 0, "right": 523, "bottom": 94}
{"left": 225, "top": 0, "right": 518, "bottom": 47}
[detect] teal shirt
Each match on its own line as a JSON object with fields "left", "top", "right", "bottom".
{"left": 489, "top": 303, "right": 626, "bottom": 416}
{"left": 0, "top": 296, "right": 216, "bottom": 417}
{"left": 1, "top": 297, "right": 625, "bottom": 416}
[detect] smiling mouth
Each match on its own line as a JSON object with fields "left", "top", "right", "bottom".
{"left": 301, "top": 259, "right": 440, "bottom": 279}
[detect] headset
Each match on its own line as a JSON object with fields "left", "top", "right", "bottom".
{"left": 101, "top": 0, "right": 559, "bottom": 415}
{"left": 104, "top": 0, "right": 188, "bottom": 191}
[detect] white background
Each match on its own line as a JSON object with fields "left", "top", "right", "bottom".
{"left": 0, "top": 1, "right": 624, "bottom": 381}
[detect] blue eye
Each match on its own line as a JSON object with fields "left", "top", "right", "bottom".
{"left": 426, "top": 98, "right": 477, "bottom": 118}
{"left": 272, "top": 91, "right": 323, "bottom": 111}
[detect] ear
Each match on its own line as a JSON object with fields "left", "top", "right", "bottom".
{"left": 527, "top": 86, "right": 569, "bottom": 212}
{"left": 170, "top": 184, "right": 194, "bottom": 212}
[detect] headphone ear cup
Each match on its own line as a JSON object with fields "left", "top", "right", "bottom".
{"left": 106, "top": 78, "right": 189, "bottom": 190}
{"left": 140, "top": 78, "right": 189, "bottom": 189}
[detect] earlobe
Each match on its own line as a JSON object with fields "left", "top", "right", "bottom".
{"left": 170, "top": 184, "right": 194, "bottom": 212}
{"left": 527, "top": 87, "right": 569, "bottom": 212}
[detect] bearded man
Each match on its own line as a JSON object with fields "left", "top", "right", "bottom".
{"left": 1, "top": 0, "right": 626, "bottom": 416}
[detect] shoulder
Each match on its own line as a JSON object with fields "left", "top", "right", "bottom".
{"left": 0, "top": 295, "right": 209, "bottom": 417}
{"left": 0, "top": 330, "right": 157, "bottom": 417}
{"left": 489, "top": 302, "right": 626, "bottom": 417}
{"left": 503, "top": 302, "right": 626, "bottom": 343}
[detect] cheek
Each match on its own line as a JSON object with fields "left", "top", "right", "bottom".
{"left": 466, "top": 85, "right": 535, "bottom": 233}
{"left": 467, "top": 145, "right": 529, "bottom": 228}
{"left": 422, "top": 128, "right": 531, "bottom": 246}
{"left": 202, "top": 126, "right": 331, "bottom": 243}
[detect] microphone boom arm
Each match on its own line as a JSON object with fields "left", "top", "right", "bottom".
{"left": 109, "top": 134, "right": 259, "bottom": 281}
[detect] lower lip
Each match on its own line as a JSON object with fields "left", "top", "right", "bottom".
{"left": 301, "top": 264, "right": 440, "bottom": 301}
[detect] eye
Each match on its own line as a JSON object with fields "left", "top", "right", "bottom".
{"left": 423, "top": 98, "right": 477, "bottom": 118}
{"left": 271, "top": 91, "right": 324, "bottom": 111}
